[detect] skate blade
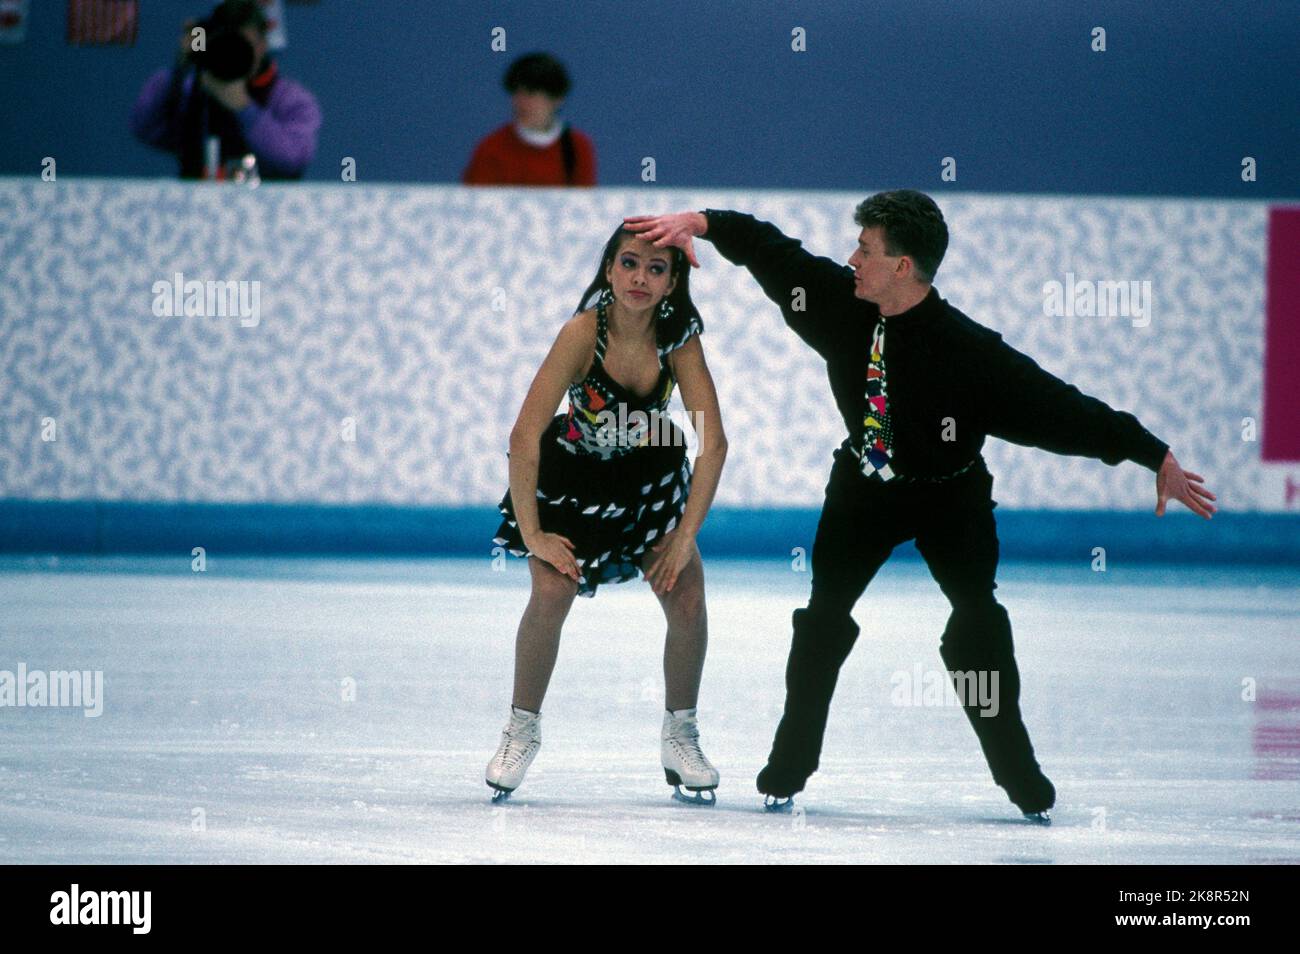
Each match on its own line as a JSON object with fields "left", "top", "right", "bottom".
{"left": 487, "top": 783, "right": 514, "bottom": 804}
{"left": 763, "top": 795, "right": 795, "bottom": 813}
{"left": 1022, "top": 809, "right": 1051, "bottom": 826}
{"left": 671, "top": 785, "right": 717, "bottom": 806}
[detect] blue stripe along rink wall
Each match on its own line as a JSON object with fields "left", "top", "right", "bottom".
{"left": 1, "top": 179, "right": 1297, "bottom": 559}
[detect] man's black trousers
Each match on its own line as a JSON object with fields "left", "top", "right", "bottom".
{"left": 762, "top": 446, "right": 1055, "bottom": 812}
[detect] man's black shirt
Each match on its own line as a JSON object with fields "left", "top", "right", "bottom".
{"left": 701, "top": 209, "right": 1170, "bottom": 480}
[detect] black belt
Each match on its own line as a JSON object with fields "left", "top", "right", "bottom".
{"left": 843, "top": 441, "right": 980, "bottom": 485}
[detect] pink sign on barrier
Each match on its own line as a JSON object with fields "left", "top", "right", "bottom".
{"left": 1263, "top": 208, "right": 1299, "bottom": 464}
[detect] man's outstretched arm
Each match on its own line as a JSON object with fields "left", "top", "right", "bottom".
{"left": 623, "top": 210, "right": 858, "bottom": 360}
{"left": 982, "top": 332, "right": 1217, "bottom": 518}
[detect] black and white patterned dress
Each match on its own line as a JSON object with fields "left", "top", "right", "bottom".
{"left": 492, "top": 294, "right": 703, "bottom": 597}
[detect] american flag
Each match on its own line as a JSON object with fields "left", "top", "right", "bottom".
{"left": 66, "top": 0, "right": 138, "bottom": 46}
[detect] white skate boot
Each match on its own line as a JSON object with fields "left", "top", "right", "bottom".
{"left": 662, "top": 707, "right": 720, "bottom": 805}
{"left": 485, "top": 706, "right": 541, "bottom": 802}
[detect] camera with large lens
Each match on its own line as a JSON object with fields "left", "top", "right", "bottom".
{"left": 190, "top": 16, "right": 255, "bottom": 82}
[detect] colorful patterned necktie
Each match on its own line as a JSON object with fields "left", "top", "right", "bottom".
{"left": 860, "top": 320, "right": 895, "bottom": 480}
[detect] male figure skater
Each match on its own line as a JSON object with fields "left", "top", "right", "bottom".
{"left": 624, "top": 192, "right": 1216, "bottom": 821}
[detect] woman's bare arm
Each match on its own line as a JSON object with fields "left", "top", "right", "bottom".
{"left": 506, "top": 313, "right": 594, "bottom": 581}
{"left": 644, "top": 334, "right": 728, "bottom": 594}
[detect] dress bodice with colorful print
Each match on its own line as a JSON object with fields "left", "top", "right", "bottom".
{"left": 558, "top": 297, "right": 696, "bottom": 460}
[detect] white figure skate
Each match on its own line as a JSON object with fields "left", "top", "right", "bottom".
{"left": 485, "top": 706, "right": 541, "bottom": 803}
{"left": 662, "top": 707, "right": 720, "bottom": 806}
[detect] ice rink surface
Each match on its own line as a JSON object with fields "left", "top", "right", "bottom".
{"left": 1, "top": 553, "right": 1297, "bottom": 864}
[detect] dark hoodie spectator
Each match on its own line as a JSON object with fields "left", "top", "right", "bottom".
{"left": 131, "top": 0, "right": 321, "bottom": 179}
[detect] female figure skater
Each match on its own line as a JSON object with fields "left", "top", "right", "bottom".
{"left": 487, "top": 225, "right": 728, "bottom": 803}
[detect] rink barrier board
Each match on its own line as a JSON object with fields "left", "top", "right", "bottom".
{"left": 3, "top": 179, "right": 1295, "bottom": 514}
{"left": 1, "top": 499, "right": 1297, "bottom": 564}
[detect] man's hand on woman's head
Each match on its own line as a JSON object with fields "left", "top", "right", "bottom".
{"left": 622, "top": 212, "right": 708, "bottom": 268}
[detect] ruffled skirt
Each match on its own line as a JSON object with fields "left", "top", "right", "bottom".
{"left": 492, "top": 415, "right": 693, "bottom": 597}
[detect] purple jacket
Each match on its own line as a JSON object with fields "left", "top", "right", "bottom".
{"left": 130, "top": 63, "right": 321, "bottom": 178}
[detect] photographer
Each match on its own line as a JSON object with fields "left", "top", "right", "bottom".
{"left": 130, "top": 0, "right": 321, "bottom": 180}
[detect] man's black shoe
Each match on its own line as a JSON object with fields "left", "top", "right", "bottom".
{"left": 756, "top": 762, "right": 807, "bottom": 800}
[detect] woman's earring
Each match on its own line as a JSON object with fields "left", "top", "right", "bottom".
{"left": 657, "top": 298, "right": 674, "bottom": 322}
{"left": 598, "top": 286, "right": 614, "bottom": 308}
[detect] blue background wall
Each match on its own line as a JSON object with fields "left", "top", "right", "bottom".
{"left": 1, "top": 0, "right": 1296, "bottom": 195}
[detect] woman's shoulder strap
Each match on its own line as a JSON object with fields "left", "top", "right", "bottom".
{"left": 594, "top": 296, "right": 610, "bottom": 362}
{"left": 657, "top": 309, "right": 704, "bottom": 362}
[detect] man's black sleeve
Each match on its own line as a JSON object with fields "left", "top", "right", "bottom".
{"left": 699, "top": 209, "right": 857, "bottom": 360}
{"left": 980, "top": 331, "right": 1170, "bottom": 471}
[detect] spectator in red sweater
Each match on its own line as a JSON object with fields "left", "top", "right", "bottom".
{"left": 463, "top": 52, "right": 597, "bottom": 186}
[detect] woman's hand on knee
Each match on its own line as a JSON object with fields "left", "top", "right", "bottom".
{"left": 529, "top": 532, "right": 581, "bottom": 583}
{"left": 644, "top": 528, "right": 696, "bottom": 596}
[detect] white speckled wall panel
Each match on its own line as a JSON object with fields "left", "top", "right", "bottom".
{"left": 0, "top": 180, "right": 1284, "bottom": 510}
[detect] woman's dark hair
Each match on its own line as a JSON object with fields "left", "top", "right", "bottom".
{"left": 573, "top": 226, "right": 703, "bottom": 350}
{"left": 503, "top": 52, "right": 571, "bottom": 99}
